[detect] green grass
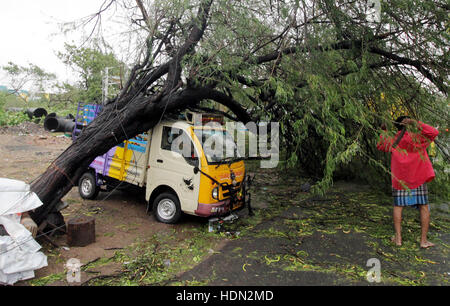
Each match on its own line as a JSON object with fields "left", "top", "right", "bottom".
{"left": 28, "top": 273, "right": 66, "bottom": 286}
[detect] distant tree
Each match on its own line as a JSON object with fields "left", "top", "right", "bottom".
{"left": 1, "top": 62, "right": 57, "bottom": 101}
{"left": 58, "top": 43, "right": 125, "bottom": 104}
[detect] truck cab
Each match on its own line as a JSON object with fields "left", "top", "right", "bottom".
{"left": 73, "top": 104, "right": 249, "bottom": 224}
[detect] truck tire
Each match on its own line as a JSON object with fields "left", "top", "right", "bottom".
{"left": 153, "top": 192, "right": 181, "bottom": 224}
{"left": 78, "top": 172, "right": 99, "bottom": 200}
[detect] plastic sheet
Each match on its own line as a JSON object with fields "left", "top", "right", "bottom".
{"left": 0, "top": 178, "right": 48, "bottom": 285}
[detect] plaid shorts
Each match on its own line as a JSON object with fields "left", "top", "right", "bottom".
{"left": 392, "top": 183, "right": 428, "bottom": 207}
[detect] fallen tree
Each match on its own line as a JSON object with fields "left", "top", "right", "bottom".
{"left": 30, "top": 0, "right": 449, "bottom": 224}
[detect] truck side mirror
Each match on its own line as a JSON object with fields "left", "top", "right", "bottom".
{"left": 193, "top": 166, "right": 199, "bottom": 174}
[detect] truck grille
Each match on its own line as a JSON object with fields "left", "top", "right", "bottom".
{"left": 222, "top": 182, "right": 241, "bottom": 198}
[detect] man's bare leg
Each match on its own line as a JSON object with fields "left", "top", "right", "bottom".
{"left": 393, "top": 206, "right": 403, "bottom": 246}
{"left": 419, "top": 204, "right": 435, "bottom": 248}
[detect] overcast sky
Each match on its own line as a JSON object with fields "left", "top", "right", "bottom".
{"left": 0, "top": 0, "right": 113, "bottom": 88}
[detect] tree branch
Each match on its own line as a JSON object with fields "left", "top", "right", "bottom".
{"left": 368, "top": 46, "right": 448, "bottom": 94}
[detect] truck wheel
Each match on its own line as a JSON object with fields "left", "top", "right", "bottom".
{"left": 78, "top": 172, "right": 99, "bottom": 200}
{"left": 153, "top": 192, "right": 181, "bottom": 224}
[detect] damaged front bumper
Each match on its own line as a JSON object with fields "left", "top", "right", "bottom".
{"left": 195, "top": 174, "right": 252, "bottom": 218}
{"left": 195, "top": 198, "right": 245, "bottom": 217}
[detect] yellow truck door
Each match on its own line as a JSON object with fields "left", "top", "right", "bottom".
{"left": 105, "top": 132, "right": 151, "bottom": 187}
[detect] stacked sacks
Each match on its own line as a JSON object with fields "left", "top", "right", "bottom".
{"left": 0, "top": 178, "right": 48, "bottom": 285}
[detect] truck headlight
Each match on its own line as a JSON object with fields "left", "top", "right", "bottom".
{"left": 212, "top": 187, "right": 219, "bottom": 200}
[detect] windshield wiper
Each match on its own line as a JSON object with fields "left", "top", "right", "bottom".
{"left": 215, "top": 156, "right": 234, "bottom": 168}
{"left": 214, "top": 156, "right": 242, "bottom": 169}
{"left": 227, "top": 156, "right": 242, "bottom": 168}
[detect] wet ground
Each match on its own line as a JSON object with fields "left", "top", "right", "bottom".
{"left": 173, "top": 168, "right": 449, "bottom": 286}
{"left": 0, "top": 123, "right": 448, "bottom": 286}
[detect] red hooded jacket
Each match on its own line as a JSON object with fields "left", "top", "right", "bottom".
{"left": 377, "top": 121, "right": 439, "bottom": 190}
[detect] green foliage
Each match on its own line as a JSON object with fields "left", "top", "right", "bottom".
{"left": 0, "top": 111, "right": 29, "bottom": 126}
{"left": 82, "top": 229, "right": 221, "bottom": 286}
{"left": 1, "top": 61, "right": 57, "bottom": 94}
{"left": 28, "top": 273, "right": 65, "bottom": 286}
{"left": 58, "top": 43, "right": 124, "bottom": 103}
{"left": 0, "top": 92, "right": 5, "bottom": 109}
{"left": 180, "top": 0, "right": 449, "bottom": 194}
{"left": 0, "top": 92, "right": 30, "bottom": 126}
{"left": 428, "top": 150, "right": 450, "bottom": 202}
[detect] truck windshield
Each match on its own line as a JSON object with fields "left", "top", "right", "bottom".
{"left": 194, "top": 129, "right": 241, "bottom": 164}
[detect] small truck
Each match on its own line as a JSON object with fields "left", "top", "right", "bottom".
{"left": 72, "top": 104, "right": 250, "bottom": 224}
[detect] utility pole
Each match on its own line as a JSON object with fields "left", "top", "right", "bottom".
{"left": 102, "top": 67, "right": 109, "bottom": 105}
{"left": 102, "top": 67, "right": 121, "bottom": 105}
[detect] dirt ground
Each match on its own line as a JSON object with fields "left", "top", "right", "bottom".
{"left": 0, "top": 122, "right": 448, "bottom": 286}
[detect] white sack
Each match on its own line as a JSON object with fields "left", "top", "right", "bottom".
{"left": 0, "top": 178, "right": 43, "bottom": 215}
{"left": 0, "top": 178, "right": 48, "bottom": 285}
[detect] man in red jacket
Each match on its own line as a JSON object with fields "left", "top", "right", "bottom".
{"left": 377, "top": 116, "right": 439, "bottom": 248}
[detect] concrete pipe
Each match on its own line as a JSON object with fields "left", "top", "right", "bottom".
{"left": 24, "top": 108, "right": 47, "bottom": 119}
{"left": 46, "top": 113, "right": 74, "bottom": 120}
{"left": 44, "top": 116, "right": 75, "bottom": 133}
{"left": 6, "top": 107, "right": 47, "bottom": 120}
